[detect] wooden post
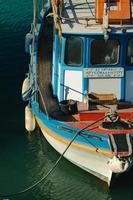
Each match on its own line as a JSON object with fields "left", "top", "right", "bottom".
{"left": 33, "top": 0, "right": 38, "bottom": 27}
{"left": 51, "top": 0, "right": 62, "bottom": 37}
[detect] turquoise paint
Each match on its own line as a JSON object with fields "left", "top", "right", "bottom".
{"left": 31, "top": 101, "right": 111, "bottom": 151}
{"left": 52, "top": 31, "right": 59, "bottom": 96}
{"left": 58, "top": 35, "right": 86, "bottom": 101}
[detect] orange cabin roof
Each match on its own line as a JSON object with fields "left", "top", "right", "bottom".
{"left": 96, "top": 0, "right": 132, "bottom": 24}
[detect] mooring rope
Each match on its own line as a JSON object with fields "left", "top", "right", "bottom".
{"left": 0, "top": 116, "right": 105, "bottom": 198}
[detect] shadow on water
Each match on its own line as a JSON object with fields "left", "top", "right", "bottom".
{"left": 0, "top": 0, "right": 32, "bottom": 132}
{"left": 107, "top": 170, "right": 133, "bottom": 200}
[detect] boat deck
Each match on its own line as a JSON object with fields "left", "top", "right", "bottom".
{"left": 67, "top": 120, "right": 133, "bottom": 135}
{"left": 54, "top": 100, "right": 133, "bottom": 124}
{"left": 61, "top": 0, "right": 133, "bottom": 34}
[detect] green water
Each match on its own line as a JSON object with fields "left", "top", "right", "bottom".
{"left": 0, "top": 1, "right": 133, "bottom": 199}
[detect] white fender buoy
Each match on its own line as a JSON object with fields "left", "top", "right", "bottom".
{"left": 22, "top": 76, "right": 29, "bottom": 95}
{"left": 25, "top": 105, "right": 36, "bottom": 132}
{"left": 107, "top": 156, "right": 129, "bottom": 173}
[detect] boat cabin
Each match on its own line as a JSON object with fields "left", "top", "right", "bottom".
{"left": 51, "top": 0, "right": 133, "bottom": 109}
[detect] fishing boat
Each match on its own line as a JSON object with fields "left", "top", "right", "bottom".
{"left": 22, "top": 0, "right": 133, "bottom": 187}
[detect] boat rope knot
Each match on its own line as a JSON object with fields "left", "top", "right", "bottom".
{"left": 107, "top": 156, "right": 130, "bottom": 173}
{"left": 105, "top": 110, "right": 120, "bottom": 123}
{"left": 103, "top": 110, "right": 133, "bottom": 130}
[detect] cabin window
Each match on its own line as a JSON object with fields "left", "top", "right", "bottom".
{"left": 126, "top": 39, "right": 133, "bottom": 66}
{"left": 91, "top": 40, "right": 119, "bottom": 65}
{"left": 64, "top": 36, "right": 83, "bottom": 66}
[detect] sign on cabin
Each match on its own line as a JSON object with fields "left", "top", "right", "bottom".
{"left": 83, "top": 67, "right": 124, "bottom": 78}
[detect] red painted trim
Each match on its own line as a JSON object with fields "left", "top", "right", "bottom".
{"left": 79, "top": 112, "right": 105, "bottom": 121}
{"left": 79, "top": 112, "right": 133, "bottom": 121}
{"left": 67, "top": 120, "right": 133, "bottom": 135}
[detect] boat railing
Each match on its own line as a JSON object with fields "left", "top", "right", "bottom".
{"left": 49, "top": 0, "right": 133, "bottom": 37}
{"left": 31, "top": 0, "right": 133, "bottom": 38}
